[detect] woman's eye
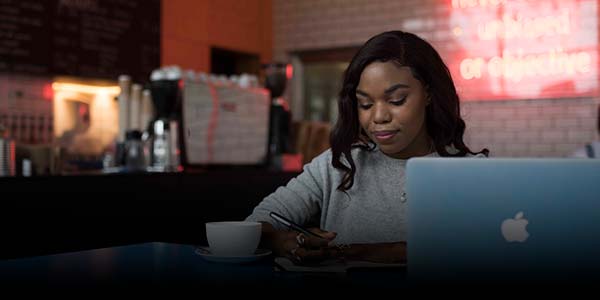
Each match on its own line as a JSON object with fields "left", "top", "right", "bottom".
{"left": 389, "top": 97, "right": 407, "bottom": 106}
{"left": 358, "top": 103, "right": 373, "bottom": 110}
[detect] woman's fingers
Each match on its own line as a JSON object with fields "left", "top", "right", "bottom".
{"left": 303, "top": 228, "right": 337, "bottom": 249}
{"left": 279, "top": 228, "right": 338, "bottom": 263}
{"left": 311, "top": 228, "right": 338, "bottom": 240}
{"left": 282, "top": 238, "right": 301, "bottom": 260}
{"left": 279, "top": 231, "right": 301, "bottom": 258}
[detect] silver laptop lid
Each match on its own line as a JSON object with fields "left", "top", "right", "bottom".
{"left": 406, "top": 158, "right": 600, "bottom": 284}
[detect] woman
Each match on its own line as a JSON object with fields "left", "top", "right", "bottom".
{"left": 246, "top": 31, "right": 489, "bottom": 264}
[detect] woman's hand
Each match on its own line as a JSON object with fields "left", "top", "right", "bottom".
{"left": 286, "top": 228, "right": 338, "bottom": 264}
{"left": 259, "top": 222, "right": 337, "bottom": 264}
{"left": 259, "top": 223, "right": 406, "bottom": 264}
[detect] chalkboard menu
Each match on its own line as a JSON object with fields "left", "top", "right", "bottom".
{"left": 0, "top": 0, "right": 160, "bottom": 82}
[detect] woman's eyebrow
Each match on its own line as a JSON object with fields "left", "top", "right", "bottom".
{"left": 384, "top": 83, "right": 409, "bottom": 95}
{"left": 356, "top": 83, "right": 409, "bottom": 98}
{"left": 356, "top": 89, "right": 370, "bottom": 98}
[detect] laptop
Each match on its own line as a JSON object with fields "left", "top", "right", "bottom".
{"left": 406, "top": 158, "right": 600, "bottom": 285}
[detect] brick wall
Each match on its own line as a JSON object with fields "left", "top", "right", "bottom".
{"left": 462, "top": 98, "right": 598, "bottom": 157}
{"left": 273, "top": 0, "right": 600, "bottom": 157}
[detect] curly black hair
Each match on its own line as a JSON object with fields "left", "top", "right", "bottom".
{"left": 330, "top": 31, "right": 489, "bottom": 191}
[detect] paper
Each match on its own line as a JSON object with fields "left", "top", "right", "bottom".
{"left": 273, "top": 257, "right": 406, "bottom": 273}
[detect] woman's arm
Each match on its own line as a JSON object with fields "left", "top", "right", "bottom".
{"left": 258, "top": 222, "right": 296, "bottom": 257}
{"left": 260, "top": 222, "right": 405, "bottom": 264}
{"left": 245, "top": 150, "right": 334, "bottom": 231}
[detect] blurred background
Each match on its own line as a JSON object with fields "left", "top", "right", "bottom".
{"left": 1, "top": 0, "right": 598, "bottom": 177}
{"left": 1, "top": 0, "right": 600, "bottom": 260}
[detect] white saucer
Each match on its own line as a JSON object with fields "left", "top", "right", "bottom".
{"left": 194, "top": 246, "right": 273, "bottom": 264}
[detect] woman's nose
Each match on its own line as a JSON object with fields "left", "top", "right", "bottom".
{"left": 373, "top": 103, "right": 392, "bottom": 124}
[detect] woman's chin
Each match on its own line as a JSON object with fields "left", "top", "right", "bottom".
{"left": 378, "top": 145, "right": 409, "bottom": 158}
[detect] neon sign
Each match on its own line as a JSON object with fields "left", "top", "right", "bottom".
{"left": 448, "top": 0, "right": 598, "bottom": 101}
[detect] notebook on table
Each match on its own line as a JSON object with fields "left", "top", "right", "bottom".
{"left": 274, "top": 257, "right": 405, "bottom": 273}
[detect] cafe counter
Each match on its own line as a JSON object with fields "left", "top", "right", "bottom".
{"left": 0, "top": 170, "right": 299, "bottom": 259}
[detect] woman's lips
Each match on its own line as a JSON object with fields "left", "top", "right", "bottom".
{"left": 372, "top": 130, "right": 398, "bottom": 141}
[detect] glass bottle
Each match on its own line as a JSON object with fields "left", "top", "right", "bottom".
{"left": 124, "top": 130, "right": 146, "bottom": 172}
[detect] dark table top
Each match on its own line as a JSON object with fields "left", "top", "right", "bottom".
{"left": 0, "top": 242, "right": 407, "bottom": 290}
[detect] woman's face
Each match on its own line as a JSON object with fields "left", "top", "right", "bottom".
{"left": 356, "top": 61, "right": 431, "bottom": 159}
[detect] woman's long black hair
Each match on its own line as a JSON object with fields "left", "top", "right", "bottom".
{"left": 330, "top": 30, "right": 489, "bottom": 191}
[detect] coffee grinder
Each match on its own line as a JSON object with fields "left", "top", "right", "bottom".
{"left": 148, "top": 68, "right": 183, "bottom": 171}
{"left": 262, "top": 63, "right": 292, "bottom": 168}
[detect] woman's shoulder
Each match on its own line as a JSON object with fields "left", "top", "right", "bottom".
{"left": 309, "top": 148, "right": 333, "bottom": 163}
{"left": 302, "top": 149, "right": 334, "bottom": 175}
{"left": 304, "top": 145, "right": 375, "bottom": 171}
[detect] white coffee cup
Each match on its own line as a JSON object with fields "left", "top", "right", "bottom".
{"left": 205, "top": 221, "right": 262, "bottom": 256}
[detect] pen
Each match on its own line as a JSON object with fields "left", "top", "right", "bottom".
{"left": 269, "top": 211, "right": 325, "bottom": 239}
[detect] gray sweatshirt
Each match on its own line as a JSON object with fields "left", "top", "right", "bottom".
{"left": 246, "top": 147, "right": 445, "bottom": 244}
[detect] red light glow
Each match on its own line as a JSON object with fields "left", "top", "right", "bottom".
{"left": 286, "top": 64, "right": 294, "bottom": 79}
{"left": 448, "top": 0, "right": 598, "bottom": 101}
{"left": 42, "top": 83, "right": 54, "bottom": 101}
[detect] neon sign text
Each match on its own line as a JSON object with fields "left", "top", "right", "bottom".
{"left": 477, "top": 10, "right": 570, "bottom": 40}
{"left": 460, "top": 48, "right": 592, "bottom": 82}
{"left": 448, "top": 0, "right": 597, "bottom": 100}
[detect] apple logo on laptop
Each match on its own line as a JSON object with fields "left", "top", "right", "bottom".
{"left": 501, "top": 211, "right": 529, "bottom": 243}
